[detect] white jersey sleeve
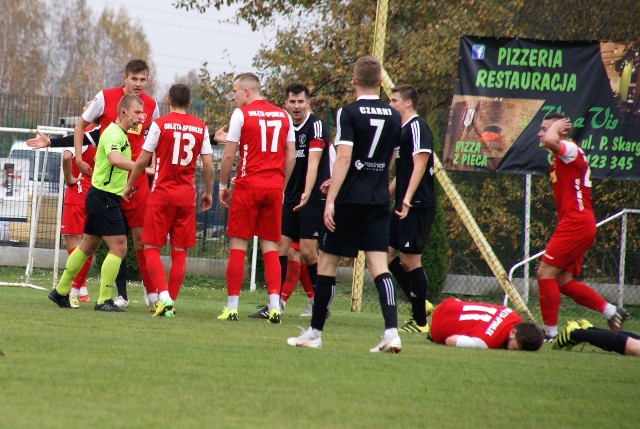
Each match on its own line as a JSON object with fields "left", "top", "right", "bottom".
{"left": 200, "top": 126, "right": 213, "bottom": 155}
{"left": 142, "top": 122, "right": 161, "bottom": 152}
{"left": 454, "top": 336, "right": 489, "bottom": 349}
{"left": 151, "top": 103, "right": 160, "bottom": 122}
{"left": 286, "top": 114, "right": 295, "bottom": 142}
{"left": 226, "top": 108, "right": 244, "bottom": 143}
{"left": 559, "top": 140, "right": 579, "bottom": 164}
{"left": 82, "top": 91, "right": 106, "bottom": 123}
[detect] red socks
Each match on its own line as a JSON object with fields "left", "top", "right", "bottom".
{"left": 136, "top": 249, "right": 155, "bottom": 294}
{"left": 538, "top": 278, "right": 560, "bottom": 326}
{"left": 144, "top": 247, "right": 167, "bottom": 293}
{"left": 560, "top": 280, "right": 607, "bottom": 312}
{"left": 299, "top": 263, "right": 315, "bottom": 299}
{"left": 280, "top": 260, "right": 301, "bottom": 302}
{"left": 226, "top": 249, "right": 246, "bottom": 296}
{"left": 168, "top": 249, "right": 187, "bottom": 301}
{"left": 262, "top": 250, "right": 281, "bottom": 296}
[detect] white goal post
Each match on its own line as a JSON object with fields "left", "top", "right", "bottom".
{"left": 0, "top": 125, "right": 72, "bottom": 290}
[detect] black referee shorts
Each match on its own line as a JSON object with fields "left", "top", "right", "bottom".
{"left": 319, "top": 204, "right": 389, "bottom": 258}
{"left": 388, "top": 206, "right": 435, "bottom": 254}
{"left": 84, "top": 187, "right": 127, "bottom": 237}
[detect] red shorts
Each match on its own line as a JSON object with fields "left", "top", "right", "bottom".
{"left": 120, "top": 177, "right": 149, "bottom": 228}
{"left": 226, "top": 187, "right": 282, "bottom": 242}
{"left": 541, "top": 221, "right": 596, "bottom": 277}
{"left": 61, "top": 204, "right": 86, "bottom": 236}
{"left": 142, "top": 205, "right": 196, "bottom": 248}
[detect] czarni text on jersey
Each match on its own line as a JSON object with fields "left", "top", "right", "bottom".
{"left": 359, "top": 107, "right": 393, "bottom": 116}
{"left": 163, "top": 123, "right": 204, "bottom": 134}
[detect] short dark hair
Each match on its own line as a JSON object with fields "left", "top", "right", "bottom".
{"left": 391, "top": 84, "right": 418, "bottom": 109}
{"left": 169, "top": 84, "right": 191, "bottom": 108}
{"left": 543, "top": 112, "right": 569, "bottom": 121}
{"left": 125, "top": 59, "right": 149, "bottom": 76}
{"left": 285, "top": 83, "right": 310, "bottom": 99}
{"left": 354, "top": 55, "right": 381, "bottom": 89}
{"left": 117, "top": 94, "right": 143, "bottom": 114}
{"left": 514, "top": 323, "right": 545, "bottom": 351}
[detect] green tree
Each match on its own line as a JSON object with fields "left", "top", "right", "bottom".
{"left": 0, "top": 0, "right": 48, "bottom": 94}
{"left": 174, "top": 0, "right": 640, "bottom": 286}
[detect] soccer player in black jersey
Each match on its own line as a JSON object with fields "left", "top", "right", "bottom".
{"left": 249, "top": 83, "right": 331, "bottom": 318}
{"left": 387, "top": 84, "right": 436, "bottom": 334}
{"left": 288, "top": 56, "right": 403, "bottom": 352}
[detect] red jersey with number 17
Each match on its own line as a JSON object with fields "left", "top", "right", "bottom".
{"left": 226, "top": 99, "right": 294, "bottom": 190}
{"left": 549, "top": 140, "right": 594, "bottom": 224}
{"left": 142, "top": 112, "right": 212, "bottom": 207}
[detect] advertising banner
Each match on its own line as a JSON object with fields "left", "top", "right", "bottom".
{"left": 443, "top": 36, "right": 640, "bottom": 180}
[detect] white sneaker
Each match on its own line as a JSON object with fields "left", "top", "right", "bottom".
{"left": 300, "top": 299, "right": 314, "bottom": 317}
{"left": 369, "top": 334, "right": 402, "bottom": 353}
{"left": 113, "top": 295, "right": 129, "bottom": 308}
{"left": 287, "top": 327, "right": 322, "bottom": 348}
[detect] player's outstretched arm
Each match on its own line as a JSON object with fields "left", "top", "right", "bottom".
{"left": 26, "top": 131, "right": 51, "bottom": 148}
{"left": 445, "top": 335, "right": 489, "bottom": 349}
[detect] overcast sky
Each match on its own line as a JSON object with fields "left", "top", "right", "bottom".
{"left": 84, "top": 0, "right": 276, "bottom": 90}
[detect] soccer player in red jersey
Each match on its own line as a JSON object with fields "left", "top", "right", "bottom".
{"left": 536, "top": 113, "right": 628, "bottom": 340}
{"left": 429, "top": 298, "right": 544, "bottom": 351}
{"left": 249, "top": 83, "right": 331, "bottom": 319}
{"left": 123, "top": 83, "right": 214, "bottom": 316}
{"left": 73, "top": 59, "right": 160, "bottom": 306}
{"left": 217, "top": 72, "right": 296, "bottom": 323}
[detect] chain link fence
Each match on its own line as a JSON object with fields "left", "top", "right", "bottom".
{"left": 0, "top": 94, "right": 231, "bottom": 280}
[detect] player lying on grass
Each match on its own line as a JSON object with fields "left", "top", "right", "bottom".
{"left": 553, "top": 319, "right": 640, "bottom": 356}
{"left": 428, "top": 298, "right": 545, "bottom": 351}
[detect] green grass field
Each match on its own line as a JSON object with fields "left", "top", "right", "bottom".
{"left": 1, "top": 267, "right": 638, "bottom": 429}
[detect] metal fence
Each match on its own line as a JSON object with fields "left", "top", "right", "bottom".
{"left": 0, "top": 94, "right": 231, "bottom": 270}
{"left": 2, "top": 86, "right": 640, "bottom": 322}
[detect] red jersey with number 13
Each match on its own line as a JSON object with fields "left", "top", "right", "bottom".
{"left": 227, "top": 99, "right": 294, "bottom": 190}
{"left": 142, "top": 112, "right": 212, "bottom": 207}
{"left": 549, "top": 140, "right": 594, "bottom": 224}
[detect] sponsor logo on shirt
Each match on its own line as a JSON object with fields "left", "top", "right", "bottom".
{"left": 354, "top": 159, "right": 386, "bottom": 171}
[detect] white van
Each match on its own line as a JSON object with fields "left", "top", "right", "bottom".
{"left": 9, "top": 141, "right": 65, "bottom": 195}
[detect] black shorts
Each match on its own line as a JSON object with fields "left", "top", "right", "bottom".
{"left": 319, "top": 204, "right": 389, "bottom": 258}
{"left": 282, "top": 202, "right": 324, "bottom": 241}
{"left": 389, "top": 206, "right": 435, "bottom": 254}
{"left": 84, "top": 187, "right": 127, "bottom": 236}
